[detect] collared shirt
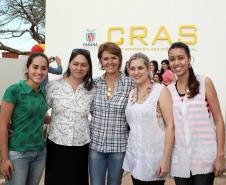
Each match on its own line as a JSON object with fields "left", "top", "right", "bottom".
{"left": 2, "top": 80, "right": 47, "bottom": 152}
{"left": 46, "top": 78, "right": 95, "bottom": 146}
{"left": 41, "top": 65, "right": 63, "bottom": 88}
{"left": 90, "top": 72, "right": 134, "bottom": 152}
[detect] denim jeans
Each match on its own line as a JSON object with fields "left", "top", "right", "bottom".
{"left": 89, "top": 149, "right": 125, "bottom": 185}
{"left": 5, "top": 149, "right": 46, "bottom": 185}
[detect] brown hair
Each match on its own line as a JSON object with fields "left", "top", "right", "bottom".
{"left": 98, "top": 42, "right": 122, "bottom": 69}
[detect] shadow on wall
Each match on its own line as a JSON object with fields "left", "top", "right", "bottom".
{"left": 0, "top": 56, "right": 27, "bottom": 100}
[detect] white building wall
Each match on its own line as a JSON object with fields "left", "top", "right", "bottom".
{"left": 46, "top": 0, "right": 226, "bottom": 119}
{"left": 0, "top": 57, "right": 27, "bottom": 100}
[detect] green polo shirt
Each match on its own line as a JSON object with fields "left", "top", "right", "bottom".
{"left": 2, "top": 80, "right": 48, "bottom": 152}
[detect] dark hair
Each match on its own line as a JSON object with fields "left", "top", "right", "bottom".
{"left": 168, "top": 42, "right": 200, "bottom": 98}
{"left": 160, "top": 59, "right": 170, "bottom": 77}
{"left": 64, "top": 49, "right": 94, "bottom": 91}
{"left": 154, "top": 70, "right": 163, "bottom": 83}
{"left": 124, "top": 61, "right": 129, "bottom": 76}
{"left": 25, "top": 52, "right": 49, "bottom": 79}
{"left": 161, "top": 59, "right": 169, "bottom": 66}
{"left": 150, "top": 60, "right": 158, "bottom": 75}
{"left": 98, "top": 42, "right": 123, "bottom": 70}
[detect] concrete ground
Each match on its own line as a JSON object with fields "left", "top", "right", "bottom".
{"left": 121, "top": 172, "right": 226, "bottom": 185}
{"left": 1, "top": 172, "right": 226, "bottom": 185}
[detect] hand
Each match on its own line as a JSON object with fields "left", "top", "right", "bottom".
{"left": 213, "top": 156, "right": 225, "bottom": 177}
{"left": 1, "top": 159, "right": 14, "bottom": 181}
{"left": 55, "top": 56, "right": 61, "bottom": 65}
{"left": 156, "top": 159, "right": 170, "bottom": 178}
{"left": 48, "top": 56, "right": 55, "bottom": 63}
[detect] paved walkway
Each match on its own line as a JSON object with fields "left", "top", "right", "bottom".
{"left": 121, "top": 172, "right": 226, "bottom": 185}
{"left": 0, "top": 172, "right": 226, "bottom": 185}
{"left": 1, "top": 131, "right": 226, "bottom": 185}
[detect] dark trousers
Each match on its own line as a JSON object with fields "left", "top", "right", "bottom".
{"left": 45, "top": 139, "right": 89, "bottom": 185}
{"left": 132, "top": 176, "right": 165, "bottom": 185}
{"left": 174, "top": 172, "right": 214, "bottom": 185}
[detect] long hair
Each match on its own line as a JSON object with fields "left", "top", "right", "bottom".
{"left": 150, "top": 60, "right": 158, "bottom": 75}
{"left": 169, "top": 42, "right": 200, "bottom": 98}
{"left": 64, "top": 49, "right": 94, "bottom": 91}
{"left": 160, "top": 59, "right": 170, "bottom": 78}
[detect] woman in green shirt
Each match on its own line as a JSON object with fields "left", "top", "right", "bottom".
{"left": 0, "top": 53, "right": 49, "bottom": 185}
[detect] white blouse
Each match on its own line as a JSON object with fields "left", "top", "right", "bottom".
{"left": 123, "top": 83, "right": 166, "bottom": 181}
{"left": 46, "top": 78, "right": 95, "bottom": 146}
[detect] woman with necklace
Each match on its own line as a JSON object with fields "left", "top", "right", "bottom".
{"left": 89, "top": 42, "right": 134, "bottom": 185}
{"left": 123, "top": 53, "right": 174, "bottom": 185}
{"left": 167, "top": 42, "right": 225, "bottom": 185}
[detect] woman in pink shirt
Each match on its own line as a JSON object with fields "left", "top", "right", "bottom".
{"left": 167, "top": 42, "right": 225, "bottom": 185}
{"left": 160, "top": 59, "right": 176, "bottom": 85}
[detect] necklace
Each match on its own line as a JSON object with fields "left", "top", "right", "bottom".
{"left": 106, "top": 86, "right": 113, "bottom": 98}
{"left": 105, "top": 73, "right": 119, "bottom": 99}
{"left": 175, "top": 81, "right": 189, "bottom": 101}
{"left": 131, "top": 82, "right": 153, "bottom": 104}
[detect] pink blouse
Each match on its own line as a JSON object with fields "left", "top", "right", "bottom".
{"left": 162, "top": 69, "right": 174, "bottom": 84}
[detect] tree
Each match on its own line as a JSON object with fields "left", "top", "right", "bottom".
{"left": 0, "top": 0, "right": 45, "bottom": 54}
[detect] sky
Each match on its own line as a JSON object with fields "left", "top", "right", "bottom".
{"left": 0, "top": 20, "right": 38, "bottom": 52}
{"left": 0, "top": 5, "right": 40, "bottom": 53}
{"left": 0, "top": 33, "right": 37, "bottom": 52}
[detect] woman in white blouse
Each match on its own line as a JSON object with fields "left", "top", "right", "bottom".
{"left": 45, "top": 49, "right": 95, "bottom": 185}
{"left": 123, "top": 53, "right": 174, "bottom": 185}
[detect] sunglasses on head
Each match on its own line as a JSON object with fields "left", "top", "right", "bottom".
{"left": 72, "top": 48, "right": 90, "bottom": 55}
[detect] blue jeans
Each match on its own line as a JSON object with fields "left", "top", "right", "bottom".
{"left": 89, "top": 149, "right": 125, "bottom": 185}
{"left": 5, "top": 150, "right": 46, "bottom": 185}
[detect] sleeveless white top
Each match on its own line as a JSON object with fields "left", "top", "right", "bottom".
{"left": 168, "top": 75, "right": 217, "bottom": 177}
{"left": 123, "top": 83, "right": 166, "bottom": 181}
